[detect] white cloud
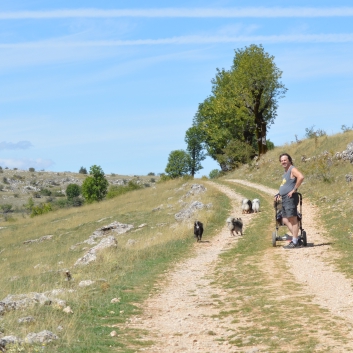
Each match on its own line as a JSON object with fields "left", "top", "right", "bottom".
{"left": 0, "top": 141, "right": 33, "bottom": 150}
{"left": 0, "top": 158, "right": 54, "bottom": 170}
{"left": 2, "top": 33, "right": 353, "bottom": 50}
{"left": 1, "top": 8, "right": 353, "bottom": 19}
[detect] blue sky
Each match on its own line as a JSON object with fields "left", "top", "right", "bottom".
{"left": 1, "top": 1, "right": 353, "bottom": 176}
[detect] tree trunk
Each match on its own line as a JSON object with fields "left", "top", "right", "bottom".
{"left": 255, "top": 113, "right": 268, "bottom": 156}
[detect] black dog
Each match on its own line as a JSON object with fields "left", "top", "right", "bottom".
{"left": 194, "top": 221, "right": 204, "bottom": 242}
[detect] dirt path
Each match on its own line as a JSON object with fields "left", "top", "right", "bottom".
{"left": 125, "top": 180, "right": 353, "bottom": 352}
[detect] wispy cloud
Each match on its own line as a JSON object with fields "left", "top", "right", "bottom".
{"left": 0, "top": 141, "right": 33, "bottom": 150}
{"left": 2, "top": 33, "right": 353, "bottom": 49}
{"left": 0, "top": 158, "right": 54, "bottom": 170}
{"left": 1, "top": 8, "right": 353, "bottom": 19}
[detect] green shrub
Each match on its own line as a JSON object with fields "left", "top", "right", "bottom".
{"left": 106, "top": 180, "right": 142, "bottom": 199}
{"left": 66, "top": 183, "right": 81, "bottom": 200}
{"left": 148, "top": 172, "right": 155, "bottom": 176}
{"left": 69, "top": 196, "right": 84, "bottom": 207}
{"left": 29, "top": 167, "right": 35, "bottom": 172}
{"left": 209, "top": 169, "right": 220, "bottom": 179}
{"left": 40, "top": 188, "right": 52, "bottom": 196}
{"left": 30, "top": 203, "right": 52, "bottom": 217}
{"left": 3, "top": 177, "right": 9, "bottom": 184}
{"left": 1, "top": 204, "right": 12, "bottom": 213}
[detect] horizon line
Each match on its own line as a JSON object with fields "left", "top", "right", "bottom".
{"left": 2, "top": 7, "right": 353, "bottom": 19}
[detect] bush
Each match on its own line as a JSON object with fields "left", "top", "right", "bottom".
{"left": 209, "top": 169, "right": 220, "bottom": 179}
{"left": 13, "top": 174, "right": 25, "bottom": 181}
{"left": 69, "top": 196, "right": 84, "bottom": 207}
{"left": 106, "top": 180, "right": 142, "bottom": 199}
{"left": 148, "top": 172, "right": 155, "bottom": 176}
{"left": 0, "top": 184, "right": 3, "bottom": 191}
{"left": 150, "top": 178, "right": 156, "bottom": 183}
{"left": 40, "top": 188, "right": 52, "bottom": 196}
{"left": 31, "top": 203, "right": 52, "bottom": 217}
{"left": 3, "top": 177, "right": 9, "bottom": 184}
{"left": 341, "top": 124, "right": 353, "bottom": 133}
{"left": 29, "top": 167, "right": 35, "bottom": 172}
{"left": 1, "top": 204, "right": 13, "bottom": 213}
{"left": 305, "top": 125, "right": 327, "bottom": 139}
{"left": 79, "top": 166, "right": 88, "bottom": 174}
{"left": 66, "top": 183, "right": 81, "bottom": 200}
{"left": 24, "top": 197, "right": 34, "bottom": 212}
{"left": 158, "top": 174, "right": 172, "bottom": 183}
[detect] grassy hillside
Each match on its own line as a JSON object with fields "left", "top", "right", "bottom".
{"left": 1, "top": 130, "right": 353, "bottom": 352}
{"left": 0, "top": 179, "right": 229, "bottom": 352}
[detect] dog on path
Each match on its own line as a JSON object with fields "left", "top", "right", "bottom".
{"left": 252, "top": 199, "right": 260, "bottom": 213}
{"left": 226, "top": 217, "right": 243, "bottom": 236}
{"left": 241, "top": 199, "right": 252, "bottom": 214}
{"left": 194, "top": 221, "right": 204, "bottom": 242}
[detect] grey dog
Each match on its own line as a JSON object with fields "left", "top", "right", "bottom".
{"left": 226, "top": 217, "right": 243, "bottom": 236}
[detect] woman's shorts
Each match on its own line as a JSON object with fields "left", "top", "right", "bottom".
{"left": 281, "top": 193, "right": 299, "bottom": 218}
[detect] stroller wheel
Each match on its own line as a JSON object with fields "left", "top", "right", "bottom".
{"left": 272, "top": 231, "right": 277, "bottom": 247}
{"left": 302, "top": 230, "right": 307, "bottom": 246}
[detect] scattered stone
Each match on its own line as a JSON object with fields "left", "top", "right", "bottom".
{"left": 184, "top": 184, "right": 207, "bottom": 197}
{"left": 138, "top": 223, "right": 147, "bottom": 228}
{"left": 111, "top": 298, "right": 120, "bottom": 303}
{"left": 0, "top": 336, "right": 22, "bottom": 349}
{"left": 110, "top": 330, "right": 117, "bottom": 337}
{"left": 18, "top": 316, "right": 36, "bottom": 324}
{"left": 74, "top": 236, "right": 117, "bottom": 266}
{"left": 152, "top": 205, "right": 163, "bottom": 212}
{"left": 25, "top": 330, "right": 58, "bottom": 344}
{"left": 345, "top": 174, "right": 353, "bottom": 183}
{"left": 126, "top": 239, "right": 137, "bottom": 246}
{"left": 78, "top": 280, "right": 95, "bottom": 288}
{"left": 63, "top": 306, "right": 73, "bottom": 314}
{"left": 0, "top": 291, "right": 67, "bottom": 315}
{"left": 57, "top": 325, "right": 64, "bottom": 331}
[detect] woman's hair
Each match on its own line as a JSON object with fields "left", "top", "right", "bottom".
{"left": 279, "top": 153, "right": 293, "bottom": 164}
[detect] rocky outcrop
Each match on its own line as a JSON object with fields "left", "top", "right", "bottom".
{"left": 83, "top": 221, "right": 133, "bottom": 245}
{"left": 25, "top": 330, "right": 58, "bottom": 344}
{"left": 0, "top": 290, "right": 67, "bottom": 316}
{"left": 174, "top": 201, "right": 205, "bottom": 221}
{"left": 74, "top": 236, "right": 117, "bottom": 266}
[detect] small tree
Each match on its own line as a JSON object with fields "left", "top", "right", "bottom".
{"left": 29, "top": 167, "right": 35, "bottom": 172}
{"left": 165, "top": 150, "right": 192, "bottom": 179}
{"left": 81, "top": 165, "right": 109, "bottom": 203}
{"left": 79, "top": 166, "right": 88, "bottom": 174}
{"left": 185, "top": 126, "right": 206, "bottom": 177}
{"left": 66, "top": 184, "right": 81, "bottom": 200}
{"left": 209, "top": 169, "right": 220, "bottom": 179}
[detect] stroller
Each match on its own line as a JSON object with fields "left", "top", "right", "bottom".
{"left": 272, "top": 192, "right": 307, "bottom": 247}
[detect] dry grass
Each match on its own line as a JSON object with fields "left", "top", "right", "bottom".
{"left": 0, "top": 178, "right": 229, "bottom": 352}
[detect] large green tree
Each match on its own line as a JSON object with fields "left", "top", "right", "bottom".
{"left": 194, "top": 44, "right": 286, "bottom": 169}
{"left": 184, "top": 126, "right": 206, "bottom": 177}
{"left": 81, "top": 165, "right": 109, "bottom": 203}
{"left": 165, "top": 150, "right": 192, "bottom": 178}
{"left": 214, "top": 44, "right": 287, "bottom": 155}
